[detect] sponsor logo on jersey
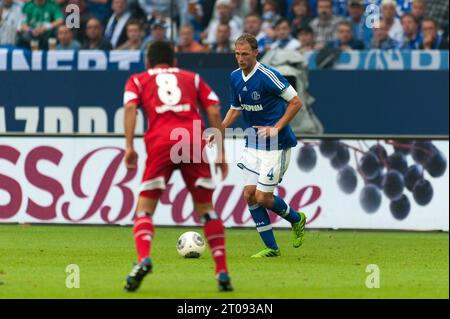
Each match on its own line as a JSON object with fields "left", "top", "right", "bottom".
{"left": 241, "top": 104, "right": 263, "bottom": 111}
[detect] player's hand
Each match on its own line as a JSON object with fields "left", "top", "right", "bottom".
{"left": 124, "top": 147, "right": 138, "bottom": 170}
{"left": 214, "top": 155, "right": 228, "bottom": 181}
{"left": 253, "top": 126, "right": 279, "bottom": 138}
{"left": 206, "top": 134, "right": 216, "bottom": 147}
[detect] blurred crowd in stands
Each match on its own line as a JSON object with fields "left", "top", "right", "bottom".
{"left": 0, "top": 0, "right": 448, "bottom": 52}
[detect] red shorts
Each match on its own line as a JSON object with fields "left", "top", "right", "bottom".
{"left": 139, "top": 142, "right": 215, "bottom": 203}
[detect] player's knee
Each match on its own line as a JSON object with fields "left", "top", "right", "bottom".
{"left": 140, "top": 189, "right": 161, "bottom": 200}
{"left": 136, "top": 194, "right": 159, "bottom": 214}
{"left": 194, "top": 202, "right": 214, "bottom": 215}
{"left": 191, "top": 188, "right": 214, "bottom": 207}
{"left": 243, "top": 189, "right": 256, "bottom": 205}
{"left": 255, "top": 191, "right": 272, "bottom": 207}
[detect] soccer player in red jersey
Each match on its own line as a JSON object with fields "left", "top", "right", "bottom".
{"left": 122, "top": 41, "right": 232, "bottom": 292}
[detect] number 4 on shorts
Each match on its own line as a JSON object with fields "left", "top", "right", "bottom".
{"left": 267, "top": 168, "right": 274, "bottom": 181}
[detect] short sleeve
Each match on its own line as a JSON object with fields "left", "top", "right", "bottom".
{"left": 123, "top": 75, "right": 142, "bottom": 106}
{"left": 279, "top": 85, "right": 298, "bottom": 102}
{"left": 229, "top": 75, "right": 242, "bottom": 110}
{"left": 262, "top": 66, "right": 290, "bottom": 96}
{"left": 196, "top": 74, "right": 220, "bottom": 110}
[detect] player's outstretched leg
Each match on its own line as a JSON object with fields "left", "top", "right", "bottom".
{"left": 124, "top": 211, "right": 155, "bottom": 292}
{"left": 257, "top": 192, "right": 307, "bottom": 249}
{"left": 201, "top": 212, "right": 233, "bottom": 292}
{"left": 249, "top": 204, "right": 281, "bottom": 258}
{"left": 270, "top": 195, "right": 306, "bottom": 248}
{"left": 244, "top": 186, "right": 281, "bottom": 257}
{"left": 292, "top": 212, "right": 307, "bottom": 248}
{"left": 124, "top": 257, "right": 153, "bottom": 292}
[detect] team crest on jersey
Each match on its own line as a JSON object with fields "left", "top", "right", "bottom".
{"left": 252, "top": 91, "right": 261, "bottom": 101}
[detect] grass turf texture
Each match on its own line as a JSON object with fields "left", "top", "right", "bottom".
{"left": 0, "top": 225, "right": 448, "bottom": 299}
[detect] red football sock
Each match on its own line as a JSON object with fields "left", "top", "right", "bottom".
{"left": 203, "top": 219, "right": 228, "bottom": 275}
{"left": 133, "top": 214, "right": 154, "bottom": 263}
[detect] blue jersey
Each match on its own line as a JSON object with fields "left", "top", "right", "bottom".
{"left": 229, "top": 62, "right": 298, "bottom": 150}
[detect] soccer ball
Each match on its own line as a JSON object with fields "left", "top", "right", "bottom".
{"left": 176, "top": 231, "right": 206, "bottom": 258}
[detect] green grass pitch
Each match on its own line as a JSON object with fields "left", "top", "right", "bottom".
{"left": 0, "top": 224, "right": 448, "bottom": 299}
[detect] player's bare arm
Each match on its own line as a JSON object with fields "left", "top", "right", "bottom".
{"left": 124, "top": 101, "right": 139, "bottom": 170}
{"left": 254, "top": 96, "right": 302, "bottom": 138}
{"left": 222, "top": 108, "right": 242, "bottom": 128}
{"left": 207, "top": 108, "right": 241, "bottom": 146}
{"left": 205, "top": 104, "right": 229, "bottom": 180}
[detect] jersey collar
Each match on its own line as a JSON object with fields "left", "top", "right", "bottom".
{"left": 241, "top": 61, "right": 260, "bottom": 82}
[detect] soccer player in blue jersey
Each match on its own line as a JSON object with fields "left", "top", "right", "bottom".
{"left": 222, "top": 33, "right": 307, "bottom": 257}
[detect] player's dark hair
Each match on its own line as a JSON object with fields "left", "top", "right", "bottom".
{"left": 235, "top": 33, "right": 258, "bottom": 50}
{"left": 146, "top": 41, "right": 175, "bottom": 67}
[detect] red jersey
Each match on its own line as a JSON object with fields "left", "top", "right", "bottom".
{"left": 123, "top": 66, "right": 220, "bottom": 145}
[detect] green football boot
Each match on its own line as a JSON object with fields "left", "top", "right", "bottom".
{"left": 251, "top": 247, "right": 281, "bottom": 258}
{"left": 292, "top": 212, "right": 307, "bottom": 248}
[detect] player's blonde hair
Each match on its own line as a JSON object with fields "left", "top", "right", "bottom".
{"left": 235, "top": 33, "right": 258, "bottom": 50}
